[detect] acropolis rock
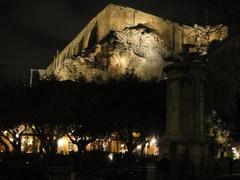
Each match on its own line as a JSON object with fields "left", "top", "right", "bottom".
{"left": 42, "top": 4, "right": 227, "bottom": 82}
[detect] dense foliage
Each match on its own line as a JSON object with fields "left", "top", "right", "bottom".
{"left": 0, "top": 77, "right": 166, "bottom": 154}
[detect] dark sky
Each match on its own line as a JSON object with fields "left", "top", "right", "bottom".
{"left": 0, "top": 0, "right": 238, "bottom": 81}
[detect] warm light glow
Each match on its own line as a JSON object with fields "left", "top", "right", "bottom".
{"left": 58, "top": 138, "right": 65, "bottom": 146}
{"left": 3, "top": 131, "right": 8, "bottom": 136}
{"left": 132, "top": 132, "right": 141, "bottom": 138}
{"left": 108, "top": 153, "right": 114, "bottom": 161}
{"left": 150, "top": 137, "right": 157, "bottom": 145}
{"left": 121, "top": 144, "right": 125, "bottom": 148}
{"left": 232, "top": 147, "right": 240, "bottom": 160}
{"left": 137, "top": 145, "right": 142, "bottom": 150}
{"left": 49, "top": 23, "right": 172, "bottom": 82}
{"left": 184, "top": 24, "right": 228, "bottom": 55}
{"left": 9, "top": 137, "right": 14, "bottom": 142}
{"left": 27, "top": 139, "right": 33, "bottom": 145}
{"left": 102, "top": 142, "right": 108, "bottom": 151}
{"left": 22, "top": 137, "right": 26, "bottom": 143}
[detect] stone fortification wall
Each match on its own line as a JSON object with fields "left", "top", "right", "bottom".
{"left": 43, "top": 4, "right": 227, "bottom": 80}
{"left": 44, "top": 4, "right": 186, "bottom": 77}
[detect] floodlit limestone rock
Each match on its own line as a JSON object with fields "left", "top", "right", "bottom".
{"left": 54, "top": 25, "right": 172, "bottom": 82}
{"left": 42, "top": 4, "right": 228, "bottom": 83}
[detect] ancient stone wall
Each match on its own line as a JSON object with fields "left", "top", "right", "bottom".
{"left": 44, "top": 4, "right": 186, "bottom": 77}
{"left": 43, "top": 4, "right": 227, "bottom": 81}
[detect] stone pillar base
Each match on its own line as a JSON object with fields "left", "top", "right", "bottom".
{"left": 160, "top": 135, "right": 214, "bottom": 180}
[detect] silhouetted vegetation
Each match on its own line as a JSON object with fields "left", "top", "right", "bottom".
{"left": 0, "top": 76, "right": 167, "bottom": 155}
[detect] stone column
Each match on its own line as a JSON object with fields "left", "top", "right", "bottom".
{"left": 162, "top": 61, "right": 214, "bottom": 180}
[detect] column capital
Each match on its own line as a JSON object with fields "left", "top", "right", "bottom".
{"left": 164, "top": 61, "right": 207, "bottom": 81}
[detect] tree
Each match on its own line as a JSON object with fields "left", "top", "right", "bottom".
{"left": 173, "top": 0, "right": 240, "bottom": 137}
{"left": 26, "top": 81, "right": 71, "bottom": 154}
{"left": 66, "top": 124, "right": 96, "bottom": 154}
{"left": 0, "top": 69, "right": 27, "bottom": 153}
{"left": 205, "top": 110, "right": 231, "bottom": 145}
{"left": 103, "top": 80, "right": 166, "bottom": 155}
{"left": 64, "top": 82, "right": 111, "bottom": 154}
{"left": 0, "top": 124, "right": 27, "bottom": 153}
{"left": 205, "top": 110, "right": 231, "bottom": 159}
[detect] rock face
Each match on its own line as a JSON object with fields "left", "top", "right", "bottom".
{"left": 53, "top": 25, "right": 171, "bottom": 82}
{"left": 42, "top": 4, "right": 227, "bottom": 83}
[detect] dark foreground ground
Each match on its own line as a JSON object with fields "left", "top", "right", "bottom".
{"left": 1, "top": 152, "right": 240, "bottom": 180}
{"left": 0, "top": 152, "right": 157, "bottom": 180}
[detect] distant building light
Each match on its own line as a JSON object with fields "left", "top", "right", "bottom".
{"left": 27, "top": 139, "right": 33, "bottom": 145}
{"left": 16, "top": 134, "right": 19, "bottom": 138}
{"left": 108, "top": 153, "right": 114, "bottom": 161}
{"left": 3, "top": 131, "right": 8, "bottom": 136}
{"left": 137, "top": 145, "right": 142, "bottom": 150}
{"left": 22, "top": 137, "right": 26, "bottom": 143}
{"left": 232, "top": 147, "right": 240, "bottom": 160}
{"left": 58, "top": 138, "right": 65, "bottom": 146}
{"left": 102, "top": 142, "right": 107, "bottom": 151}
{"left": 150, "top": 137, "right": 157, "bottom": 145}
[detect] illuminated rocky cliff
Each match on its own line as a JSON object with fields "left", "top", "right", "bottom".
{"left": 42, "top": 4, "right": 227, "bottom": 82}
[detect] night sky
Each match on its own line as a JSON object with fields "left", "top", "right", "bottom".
{"left": 0, "top": 0, "right": 238, "bottom": 81}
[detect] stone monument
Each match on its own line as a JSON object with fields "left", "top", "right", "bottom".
{"left": 162, "top": 60, "right": 214, "bottom": 180}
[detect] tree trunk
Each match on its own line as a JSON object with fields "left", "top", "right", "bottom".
{"left": 39, "top": 140, "right": 44, "bottom": 154}
{"left": 38, "top": 136, "right": 48, "bottom": 154}
{"left": 141, "top": 142, "right": 146, "bottom": 156}
{"left": 0, "top": 136, "right": 9, "bottom": 153}
{"left": 12, "top": 141, "right": 21, "bottom": 154}
{"left": 77, "top": 143, "right": 85, "bottom": 155}
{"left": 50, "top": 140, "right": 58, "bottom": 154}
